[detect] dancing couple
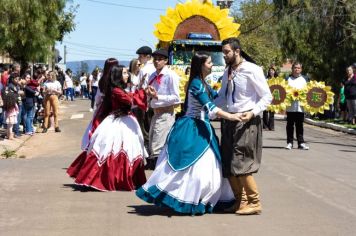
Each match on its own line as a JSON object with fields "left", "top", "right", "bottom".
{"left": 137, "top": 37, "right": 272, "bottom": 215}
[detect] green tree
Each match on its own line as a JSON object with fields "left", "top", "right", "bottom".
{"left": 273, "top": 0, "right": 356, "bottom": 88}
{"left": 230, "top": 0, "right": 283, "bottom": 71}
{"left": 0, "top": 0, "right": 77, "bottom": 67}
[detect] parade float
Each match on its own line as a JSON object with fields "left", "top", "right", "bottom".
{"left": 153, "top": 0, "right": 240, "bottom": 109}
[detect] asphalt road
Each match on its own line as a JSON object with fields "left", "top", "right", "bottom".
{"left": 1, "top": 99, "right": 356, "bottom": 236}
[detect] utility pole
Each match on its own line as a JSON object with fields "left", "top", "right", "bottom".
{"left": 64, "top": 45, "right": 67, "bottom": 64}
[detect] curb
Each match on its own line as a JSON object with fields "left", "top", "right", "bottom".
{"left": 274, "top": 114, "right": 356, "bottom": 135}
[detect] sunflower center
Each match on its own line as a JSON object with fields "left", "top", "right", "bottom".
{"left": 174, "top": 15, "right": 220, "bottom": 40}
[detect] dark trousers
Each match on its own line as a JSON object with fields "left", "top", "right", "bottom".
{"left": 132, "top": 107, "right": 152, "bottom": 148}
{"left": 286, "top": 112, "right": 305, "bottom": 145}
{"left": 90, "top": 86, "right": 98, "bottom": 109}
{"left": 262, "top": 111, "right": 274, "bottom": 130}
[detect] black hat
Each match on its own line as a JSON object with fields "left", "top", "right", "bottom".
{"left": 136, "top": 46, "right": 152, "bottom": 55}
{"left": 352, "top": 62, "right": 356, "bottom": 68}
{"left": 152, "top": 49, "right": 168, "bottom": 58}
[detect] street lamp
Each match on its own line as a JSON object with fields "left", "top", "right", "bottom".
{"left": 216, "top": 0, "right": 234, "bottom": 9}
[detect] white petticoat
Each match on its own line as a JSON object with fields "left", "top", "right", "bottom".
{"left": 137, "top": 146, "right": 234, "bottom": 214}
{"left": 88, "top": 114, "right": 148, "bottom": 165}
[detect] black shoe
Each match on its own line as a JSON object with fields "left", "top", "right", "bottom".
{"left": 42, "top": 128, "right": 48, "bottom": 133}
{"left": 55, "top": 127, "right": 61, "bottom": 133}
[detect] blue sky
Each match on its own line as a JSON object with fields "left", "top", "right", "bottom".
{"left": 56, "top": 0, "right": 218, "bottom": 62}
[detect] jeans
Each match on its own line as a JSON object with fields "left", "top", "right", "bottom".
{"left": 65, "top": 88, "right": 74, "bottom": 101}
{"left": 24, "top": 105, "right": 35, "bottom": 133}
{"left": 81, "top": 85, "right": 88, "bottom": 98}
{"left": 90, "top": 86, "right": 98, "bottom": 109}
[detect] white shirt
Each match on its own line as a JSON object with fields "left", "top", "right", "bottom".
{"left": 148, "top": 66, "right": 181, "bottom": 109}
{"left": 44, "top": 80, "right": 62, "bottom": 95}
{"left": 138, "top": 61, "right": 156, "bottom": 89}
{"left": 64, "top": 74, "right": 73, "bottom": 88}
{"left": 130, "top": 73, "right": 139, "bottom": 92}
{"left": 215, "top": 61, "right": 272, "bottom": 116}
{"left": 80, "top": 76, "right": 87, "bottom": 86}
{"left": 286, "top": 75, "right": 307, "bottom": 112}
{"left": 90, "top": 73, "right": 100, "bottom": 87}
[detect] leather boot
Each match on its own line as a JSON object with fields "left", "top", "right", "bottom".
{"left": 224, "top": 176, "right": 248, "bottom": 213}
{"left": 236, "top": 174, "right": 262, "bottom": 215}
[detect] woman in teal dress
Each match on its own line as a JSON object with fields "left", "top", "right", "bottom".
{"left": 136, "top": 51, "right": 242, "bottom": 215}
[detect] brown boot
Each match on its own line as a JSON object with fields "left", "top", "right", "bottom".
{"left": 224, "top": 176, "right": 248, "bottom": 213}
{"left": 236, "top": 174, "right": 262, "bottom": 215}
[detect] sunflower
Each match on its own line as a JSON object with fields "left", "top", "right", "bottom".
{"left": 169, "top": 66, "right": 190, "bottom": 113}
{"left": 266, "top": 77, "right": 292, "bottom": 113}
{"left": 303, "top": 80, "right": 334, "bottom": 115}
{"left": 154, "top": 0, "right": 240, "bottom": 43}
{"left": 212, "top": 81, "right": 222, "bottom": 91}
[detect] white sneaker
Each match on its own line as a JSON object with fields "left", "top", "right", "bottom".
{"left": 285, "top": 143, "right": 293, "bottom": 150}
{"left": 298, "top": 143, "right": 309, "bottom": 150}
{"left": 89, "top": 108, "right": 94, "bottom": 112}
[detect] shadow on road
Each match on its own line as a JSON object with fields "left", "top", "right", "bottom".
{"left": 62, "top": 183, "right": 101, "bottom": 192}
{"left": 127, "top": 205, "right": 187, "bottom": 217}
{"left": 338, "top": 149, "right": 356, "bottom": 153}
{"left": 263, "top": 146, "right": 285, "bottom": 149}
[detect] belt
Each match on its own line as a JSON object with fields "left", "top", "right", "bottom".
{"left": 153, "top": 105, "right": 175, "bottom": 115}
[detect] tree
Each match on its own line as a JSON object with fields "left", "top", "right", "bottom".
{"left": 230, "top": 0, "right": 283, "bottom": 71}
{"left": 80, "top": 61, "right": 89, "bottom": 74}
{"left": 273, "top": 0, "right": 356, "bottom": 88}
{"left": 0, "top": 0, "right": 77, "bottom": 68}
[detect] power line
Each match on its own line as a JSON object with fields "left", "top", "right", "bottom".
{"left": 63, "top": 40, "right": 135, "bottom": 52}
{"left": 84, "top": 0, "right": 165, "bottom": 11}
{"left": 66, "top": 45, "right": 134, "bottom": 56}
{"left": 67, "top": 52, "right": 134, "bottom": 60}
{"left": 67, "top": 47, "right": 135, "bottom": 57}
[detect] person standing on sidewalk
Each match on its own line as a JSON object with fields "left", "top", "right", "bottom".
{"left": 285, "top": 62, "right": 309, "bottom": 150}
{"left": 215, "top": 37, "right": 272, "bottom": 215}
{"left": 42, "top": 71, "right": 62, "bottom": 133}
{"left": 344, "top": 65, "right": 356, "bottom": 125}
{"left": 145, "top": 49, "right": 181, "bottom": 170}
{"left": 263, "top": 66, "right": 277, "bottom": 131}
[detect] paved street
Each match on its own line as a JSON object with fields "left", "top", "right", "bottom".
{"left": 1, "top": 99, "right": 356, "bottom": 236}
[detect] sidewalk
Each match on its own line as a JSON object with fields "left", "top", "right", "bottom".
{"left": 0, "top": 99, "right": 67, "bottom": 159}
{"left": 0, "top": 128, "right": 32, "bottom": 159}
{"left": 275, "top": 114, "right": 356, "bottom": 135}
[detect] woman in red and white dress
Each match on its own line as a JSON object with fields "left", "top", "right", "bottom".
{"left": 81, "top": 58, "right": 119, "bottom": 151}
{"left": 67, "top": 65, "right": 148, "bottom": 191}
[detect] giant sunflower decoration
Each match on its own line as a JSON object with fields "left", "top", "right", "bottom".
{"left": 154, "top": 0, "right": 240, "bottom": 43}
{"left": 267, "top": 77, "right": 292, "bottom": 113}
{"left": 303, "top": 80, "right": 334, "bottom": 115}
{"left": 170, "top": 65, "right": 190, "bottom": 113}
{"left": 289, "top": 86, "right": 307, "bottom": 109}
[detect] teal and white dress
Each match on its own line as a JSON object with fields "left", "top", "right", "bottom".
{"left": 136, "top": 77, "right": 234, "bottom": 215}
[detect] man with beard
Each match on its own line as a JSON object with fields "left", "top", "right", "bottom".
{"left": 215, "top": 37, "right": 272, "bottom": 215}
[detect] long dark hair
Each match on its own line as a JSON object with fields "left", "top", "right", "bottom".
{"left": 183, "top": 51, "right": 211, "bottom": 113}
{"left": 100, "top": 65, "right": 130, "bottom": 119}
{"left": 98, "top": 58, "right": 119, "bottom": 93}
